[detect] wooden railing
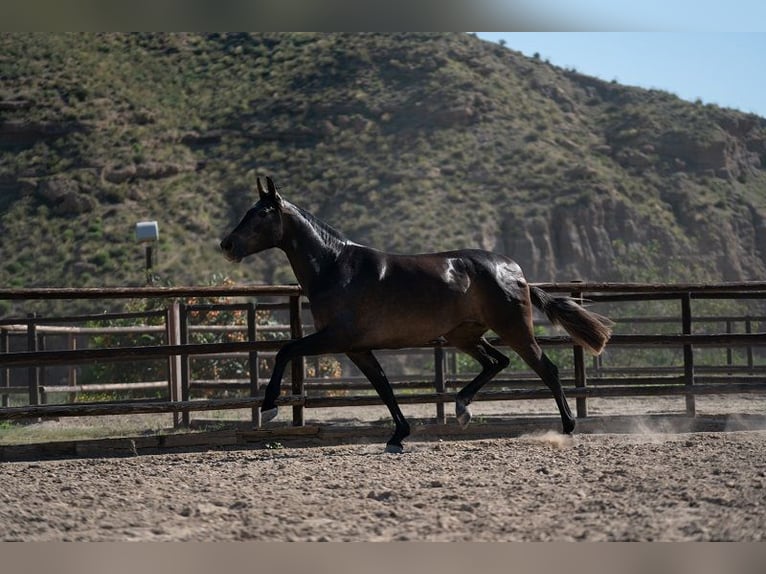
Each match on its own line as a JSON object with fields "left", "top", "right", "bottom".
{"left": 1, "top": 282, "right": 765, "bottom": 428}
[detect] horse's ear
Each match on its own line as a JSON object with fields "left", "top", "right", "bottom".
{"left": 256, "top": 177, "right": 267, "bottom": 200}
{"left": 266, "top": 177, "right": 282, "bottom": 203}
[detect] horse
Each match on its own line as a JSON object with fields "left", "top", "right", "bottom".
{"left": 220, "top": 177, "right": 612, "bottom": 453}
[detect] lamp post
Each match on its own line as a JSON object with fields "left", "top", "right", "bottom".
{"left": 135, "top": 220, "right": 159, "bottom": 285}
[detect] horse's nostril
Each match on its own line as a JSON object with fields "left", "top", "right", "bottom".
{"left": 220, "top": 238, "right": 231, "bottom": 251}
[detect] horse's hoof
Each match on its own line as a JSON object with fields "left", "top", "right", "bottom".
{"left": 563, "top": 419, "right": 575, "bottom": 435}
{"left": 384, "top": 443, "right": 404, "bottom": 454}
{"left": 260, "top": 407, "right": 278, "bottom": 425}
{"left": 456, "top": 412, "right": 471, "bottom": 428}
{"left": 455, "top": 400, "right": 472, "bottom": 428}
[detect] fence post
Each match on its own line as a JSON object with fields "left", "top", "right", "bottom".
{"left": 681, "top": 293, "right": 695, "bottom": 416}
{"left": 26, "top": 313, "right": 39, "bottom": 406}
{"left": 247, "top": 302, "right": 261, "bottom": 427}
{"left": 166, "top": 302, "right": 183, "bottom": 427}
{"left": 179, "top": 303, "right": 190, "bottom": 427}
{"left": 1, "top": 328, "right": 8, "bottom": 407}
{"left": 571, "top": 287, "right": 587, "bottom": 418}
{"left": 745, "top": 317, "right": 754, "bottom": 370}
{"left": 67, "top": 332, "right": 78, "bottom": 403}
{"left": 38, "top": 330, "right": 47, "bottom": 404}
{"left": 289, "top": 295, "right": 304, "bottom": 426}
{"left": 725, "top": 319, "right": 733, "bottom": 369}
{"left": 434, "top": 343, "right": 446, "bottom": 424}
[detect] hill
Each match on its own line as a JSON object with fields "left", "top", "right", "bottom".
{"left": 2, "top": 32, "right": 766, "bottom": 313}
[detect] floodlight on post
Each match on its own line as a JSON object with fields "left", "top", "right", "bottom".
{"left": 135, "top": 221, "right": 159, "bottom": 284}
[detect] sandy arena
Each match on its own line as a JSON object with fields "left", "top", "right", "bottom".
{"left": 1, "top": 395, "right": 765, "bottom": 541}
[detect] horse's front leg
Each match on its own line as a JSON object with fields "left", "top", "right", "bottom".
{"left": 347, "top": 351, "right": 410, "bottom": 453}
{"left": 261, "top": 329, "right": 343, "bottom": 423}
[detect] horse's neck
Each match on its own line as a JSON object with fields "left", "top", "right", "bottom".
{"left": 280, "top": 206, "right": 346, "bottom": 295}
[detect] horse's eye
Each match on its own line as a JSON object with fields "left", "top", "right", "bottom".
{"left": 258, "top": 210, "right": 268, "bottom": 218}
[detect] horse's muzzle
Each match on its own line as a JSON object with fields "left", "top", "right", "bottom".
{"left": 220, "top": 237, "right": 242, "bottom": 263}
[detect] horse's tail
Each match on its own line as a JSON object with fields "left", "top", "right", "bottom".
{"left": 529, "top": 285, "right": 613, "bottom": 356}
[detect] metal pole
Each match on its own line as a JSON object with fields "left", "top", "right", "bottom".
{"left": 145, "top": 244, "right": 154, "bottom": 285}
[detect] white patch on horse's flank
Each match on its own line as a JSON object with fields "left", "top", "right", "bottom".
{"left": 378, "top": 260, "right": 387, "bottom": 281}
{"left": 519, "top": 430, "right": 574, "bottom": 449}
{"left": 443, "top": 258, "right": 456, "bottom": 282}
{"left": 444, "top": 258, "right": 470, "bottom": 293}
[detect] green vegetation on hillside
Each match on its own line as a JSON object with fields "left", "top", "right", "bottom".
{"left": 2, "top": 32, "right": 766, "bottom": 316}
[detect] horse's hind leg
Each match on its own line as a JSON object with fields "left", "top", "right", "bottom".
{"left": 450, "top": 341, "right": 510, "bottom": 428}
{"left": 504, "top": 335, "right": 575, "bottom": 434}
{"left": 445, "top": 325, "right": 509, "bottom": 428}
{"left": 486, "top": 290, "right": 575, "bottom": 434}
{"left": 347, "top": 351, "right": 410, "bottom": 453}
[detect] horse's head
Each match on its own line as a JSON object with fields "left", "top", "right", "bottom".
{"left": 220, "top": 177, "right": 285, "bottom": 262}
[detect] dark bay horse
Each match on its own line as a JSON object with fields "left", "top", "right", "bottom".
{"left": 220, "top": 177, "right": 612, "bottom": 452}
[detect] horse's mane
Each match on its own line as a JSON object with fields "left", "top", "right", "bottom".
{"left": 285, "top": 200, "right": 349, "bottom": 253}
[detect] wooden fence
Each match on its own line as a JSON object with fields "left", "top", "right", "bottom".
{"left": 1, "top": 282, "right": 765, "bottom": 429}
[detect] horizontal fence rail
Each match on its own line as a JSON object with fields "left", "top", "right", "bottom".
{"left": 2, "top": 282, "right": 766, "bottom": 431}
{"left": 0, "top": 285, "right": 303, "bottom": 300}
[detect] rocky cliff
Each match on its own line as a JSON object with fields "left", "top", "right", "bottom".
{"left": 1, "top": 32, "right": 766, "bottom": 304}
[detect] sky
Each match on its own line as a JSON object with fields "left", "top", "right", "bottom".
{"left": 481, "top": 0, "right": 766, "bottom": 31}
{"left": 476, "top": 33, "right": 766, "bottom": 119}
